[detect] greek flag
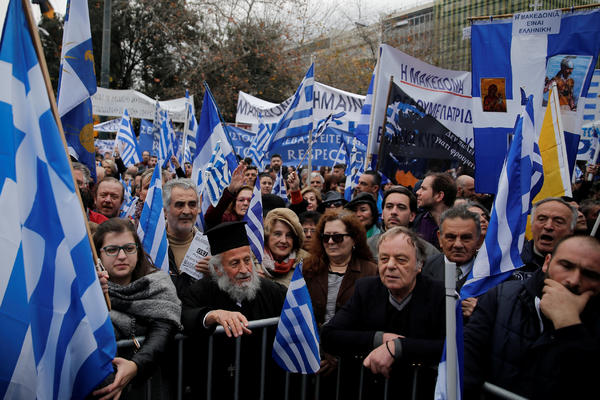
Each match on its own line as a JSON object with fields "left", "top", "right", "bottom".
{"left": 114, "top": 108, "right": 141, "bottom": 167}
{"left": 435, "top": 95, "right": 543, "bottom": 400}
{"left": 204, "top": 142, "right": 231, "bottom": 207}
{"left": 344, "top": 138, "right": 364, "bottom": 201}
{"left": 243, "top": 177, "right": 264, "bottom": 263}
{"left": 192, "top": 83, "right": 237, "bottom": 200}
{"left": 462, "top": 95, "right": 543, "bottom": 299}
{"left": 180, "top": 90, "right": 196, "bottom": 166}
{"left": 57, "top": 0, "right": 97, "bottom": 181}
{"left": 272, "top": 169, "right": 288, "bottom": 203}
{"left": 354, "top": 72, "right": 375, "bottom": 149}
{"left": 137, "top": 166, "right": 169, "bottom": 272}
{"left": 0, "top": 0, "right": 116, "bottom": 397}
{"left": 331, "top": 141, "right": 348, "bottom": 168}
{"left": 268, "top": 63, "right": 314, "bottom": 152}
{"left": 272, "top": 262, "right": 320, "bottom": 374}
{"left": 248, "top": 113, "right": 270, "bottom": 169}
{"left": 158, "top": 110, "right": 175, "bottom": 167}
{"left": 119, "top": 196, "right": 138, "bottom": 220}
{"left": 312, "top": 111, "right": 345, "bottom": 142}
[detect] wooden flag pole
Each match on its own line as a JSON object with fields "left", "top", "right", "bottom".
{"left": 22, "top": 0, "right": 111, "bottom": 310}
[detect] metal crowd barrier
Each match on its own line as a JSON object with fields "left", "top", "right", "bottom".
{"left": 116, "top": 317, "right": 528, "bottom": 400}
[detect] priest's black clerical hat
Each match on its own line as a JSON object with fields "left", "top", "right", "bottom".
{"left": 205, "top": 221, "right": 249, "bottom": 255}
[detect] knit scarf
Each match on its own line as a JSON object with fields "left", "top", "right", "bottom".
{"left": 108, "top": 271, "right": 182, "bottom": 340}
{"left": 263, "top": 249, "right": 297, "bottom": 275}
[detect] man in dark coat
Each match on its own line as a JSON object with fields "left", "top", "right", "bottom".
{"left": 180, "top": 221, "right": 287, "bottom": 399}
{"left": 464, "top": 235, "right": 600, "bottom": 399}
{"left": 321, "top": 226, "right": 445, "bottom": 399}
{"left": 422, "top": 206, "right": 482, "bottom": 317}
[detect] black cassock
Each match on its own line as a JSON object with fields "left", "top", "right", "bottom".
{"left": 180, "top": 276, "right": 287, "bottom": 399}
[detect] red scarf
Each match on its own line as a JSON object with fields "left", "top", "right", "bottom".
{"left": 265, "top": 250, "right": 296, "bottom": 275}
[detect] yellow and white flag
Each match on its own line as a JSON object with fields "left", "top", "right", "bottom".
{"left": 533, "top": 82, "right": 572, "bottom": 202}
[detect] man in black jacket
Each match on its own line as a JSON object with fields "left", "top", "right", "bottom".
{"left": 464, "top": 235, "right": 600, "bottom": 399}
{"left": 181, "top": 221, "right": 287, "bottom": 398}
{"left": 321, "top": 226, "right": 445, "bottom": 399}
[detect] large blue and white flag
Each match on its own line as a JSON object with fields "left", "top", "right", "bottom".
{"left": 354, "top": 72, "right": 375, "bottom": 150}
{"left": 114, "top": 108, "right": 141, "bottom": 167}
{"left": 272, "top": 169, "right": 288, "bottom": 203}
{"left": 344, "top": 138, "right": 364, "bottom": 201}
{"left": 204, "top": 142, "right": 231, "bottom": 207}
{"left": 137, "top": 166, "right": 169, "bottom": 272}
{"left": 471, "top": 9, "right": 600, "bottom": 193}
{"left": 272, "top": 262, "right": 320, "bottom": 374}
{"left": 192, "top": 84, "right": 237, "bottom": 194}
{"left": 268, "top": 63, "right": 314, "bottom": 153}
{"left": 0, "top": 0, "right": 116, "bottom": 397}
{"left": 243, "top": 177, "right": 264, "bottom": 263}
{"left": 57, "top": 0, "right": 98, "bottom": 181}
{"left": 462, "top": 95, "right": 543, "bottom": 299}
{"left": 435, "top": 96, "right": 542, "bottom": 400}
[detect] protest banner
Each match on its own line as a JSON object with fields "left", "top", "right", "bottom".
{"left": 364, "top": 44, "right": 473, "bottom": 168}
{"left": 91, "top": 87, "right": 190, "bottom": 122}
{"left": 471, "top": 9, "right": 600, "bottom": 193}
{"left": 378, "top": 80, "right": 474, "bottom": 188}
{"left": 236, "top": 82, "right": 365, "bottom": 132}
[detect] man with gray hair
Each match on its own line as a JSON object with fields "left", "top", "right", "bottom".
{"left": 181, "top": 221, "right": 287, "bottom": 397}
{"left": 321, "top": 226, "right": 445, "bottom": 398}
{"left": 162, "top": 178, "right": 201, "bottom": 291}
{"left": 422, "top": 205, "right": 482, "bottom": 317}
{"left": 517, "top": 197, "right": 577, "bottom": 280}
{"left": 309, "top": 172, "right": 324, "bottom": 192}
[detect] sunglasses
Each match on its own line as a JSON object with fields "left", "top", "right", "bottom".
{"left": 326, "top": 201, "right": 344, "bottom": 208}
{"left": 321, "top": 233, "right": 351, "bottom": 243}
{"left": 101, "top": 243, "right": 138, "bottom": 257}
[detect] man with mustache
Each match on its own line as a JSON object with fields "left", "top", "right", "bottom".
{"left": 181, "top": 221, "right": 287, "bottom": 398}
{"left": 464, "top": 235, "right": 600, "bottom": 399}
{"left": 422, "top": 206, "right": 482, "bottom": 317}
{"left": 163, "top": 178, "right": 202, "bottom": 291}
{"left": 516, "top": 197, "right": 577, "bottom": 280}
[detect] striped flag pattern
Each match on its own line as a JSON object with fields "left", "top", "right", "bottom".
{"left": 137, "top": 166, "right": 169, "bottom": 272}
{"left": 331, "top": 141, "right": 348, "bottom": 168}
{"left": 158, "top": 110, "right": 175, "bottom": 166}
{"left": 247, "top": 113, "right": 271, "bottom": 169}
{"left": 243, "top": 176, "right": 264, "bottom": 263}
{"left": 180, "top": 91, "right": 196, "bottom": 166}
{"left": 204, "top": 142, "right": 231, "bottom": 207}
{"left": 272, "top": 169, "right": 288, "bottom": 203}
{"left": 114, "top": 108, "right": 141, "bottom": 167}
{"left": 462, "top": 95, "right": 543, "bottom": 299}
{"left": 0, "top": 0, "right": 116, "bottom": 397}
{"left": 272, "top": 262, "right": 321, "bottom": 374}
{"left": 344, "top": 138, "right": 364, "bottom": 201}
{"left": 268, "top": 64, "right": 314, "bottom": 151}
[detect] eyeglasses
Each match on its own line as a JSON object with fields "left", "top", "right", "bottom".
{"left": 321, "top": 233, "right": 351, "bottom": 243}
{"left": 101, "top": 243, "right": 138, "bottom": 256}
{"left": 326, "top": 201, "right": 344, "bottom": 208}
{"left": 303, "top": 228, "right": 316, "bottom": 234}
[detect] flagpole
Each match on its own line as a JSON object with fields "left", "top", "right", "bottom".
{"left": 306, "top": 54, "right": 316, "bottom": 187}
{"left": 364, "top": 45, "right": 382, "bottom": 170}
{"left": 376, "top": 76, "right": 395, "bottom": 172}
{"left": 445, "top": 262, "right": 457, "bottom": 400}
{"left": 22, "top": 0, "right": 110, "bottom": 310}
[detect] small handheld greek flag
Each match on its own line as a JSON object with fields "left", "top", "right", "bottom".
{"left": 114, "top": 108, "right": 141, "bottom": 167}
{"left": 272, "top": 262, "right": 321, "bottom": 374}
{"left": 272, "top": 169, "right": 288, "bottom": 203}
{"left": 205, "top": 141, "right": 231, "bottom": 207}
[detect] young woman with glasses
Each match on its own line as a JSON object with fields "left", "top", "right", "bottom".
{"left": 92, "top": 218, "right": 181, "bottom": 399}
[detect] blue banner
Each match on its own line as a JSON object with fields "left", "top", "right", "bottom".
{"left": 138, "top": 118, "right": 154, "bottom": 155}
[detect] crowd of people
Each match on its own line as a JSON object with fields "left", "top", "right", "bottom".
{"left": 78, "top": 149, "right": 600, "bottom": 399}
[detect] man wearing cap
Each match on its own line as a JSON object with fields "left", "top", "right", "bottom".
{"left": 180, "top": 221, "right": 287, "bottom": 397}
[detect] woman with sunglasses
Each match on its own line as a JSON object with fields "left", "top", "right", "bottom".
{"left": 304, "top": 210, "right": 377, "bottom": 377}
{"left": 92, "top": 218, "right": 182, "bottom": 399}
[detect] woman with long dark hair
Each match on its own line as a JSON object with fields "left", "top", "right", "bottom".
{"left": 92, "top": 218, "right": 181, "bottom": 399}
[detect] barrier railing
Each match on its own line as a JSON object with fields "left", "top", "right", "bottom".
{"left": 116, "top": 318, "right": 528, "bottom": 400}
